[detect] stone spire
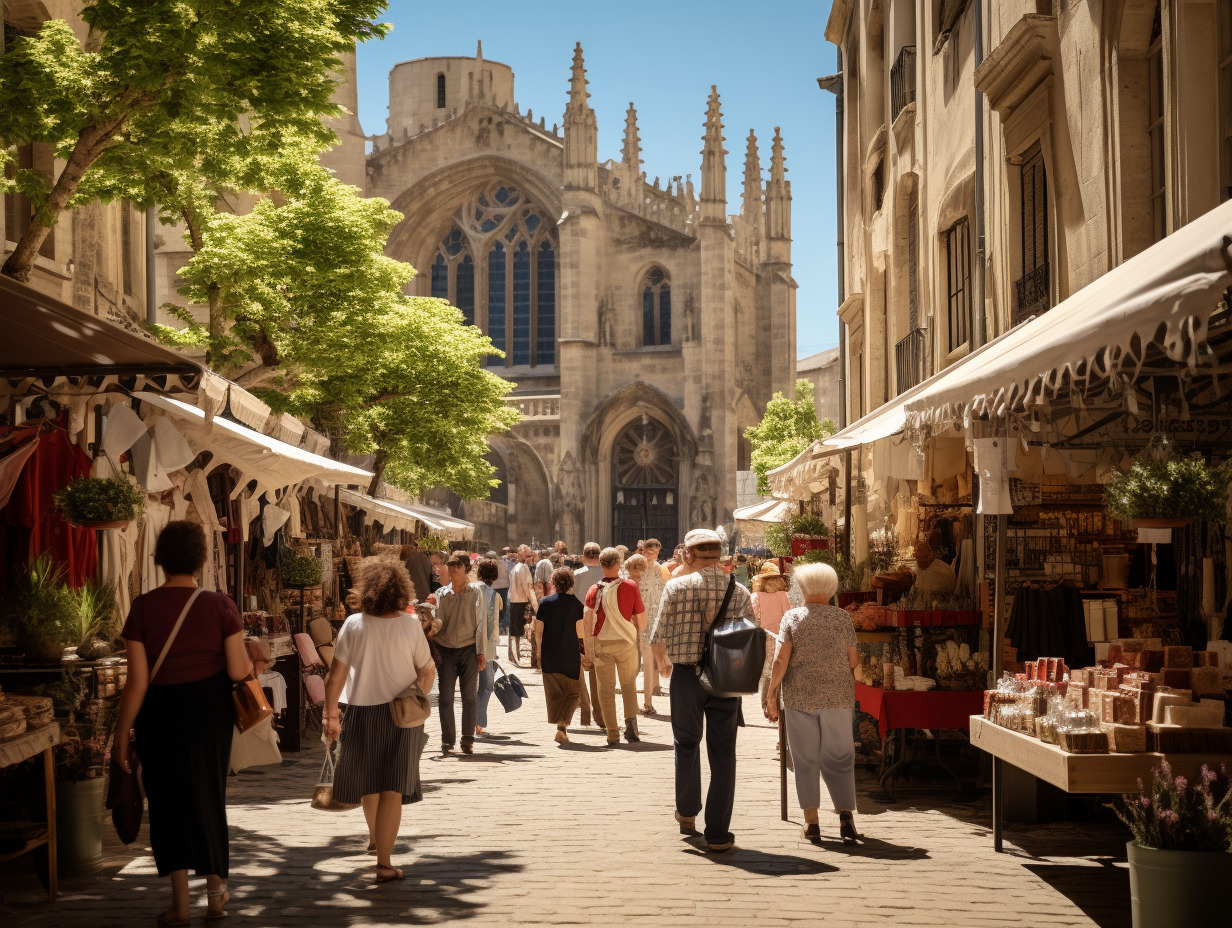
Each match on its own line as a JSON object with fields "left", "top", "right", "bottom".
{"left": 700, "top": 86, "right": 727, "bottom": 223}
{"left": 622, "top": 102, "right": 642, "bottom": 184}
{"left": 563, "top": 42, "right": 597, "bottom": 189}
{"left": 765, "top": 126, "right": 791, "bottom": 241}
{"left": 475, "top": 40, "right": 485, "bottom": 100}
{"left": 741, "top": 130, "right": 762, "bottom": 222}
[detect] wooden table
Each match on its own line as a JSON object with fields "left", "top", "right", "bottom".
{"left": 0, "top": 722, "right": 61, "bottom": 901}
{"left": 969, "top": 715, "right": 1232, "bottom": 849}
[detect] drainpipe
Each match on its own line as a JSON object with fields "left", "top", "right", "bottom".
{"left": 818, "top": 54, "right": 850, "bottom": 561}
{"left": 145, "top": 208, "right": 158, "bottom": 326}
{"left": 972, "top": 0, "right": 987, "bottom": 348}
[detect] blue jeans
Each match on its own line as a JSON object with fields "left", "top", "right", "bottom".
{"left": 476, "top": 663, "right": 495, "bottom": 730}
{"left": 437, "top": 646, "right": 478, "bottom": 748}
{"left": 669, "top": 664, "right": 740, "bottom": 845}
{"left": 496, "top": 589, "right": 511, "bottom": 633}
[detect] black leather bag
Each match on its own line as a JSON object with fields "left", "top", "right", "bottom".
{"left": 698, "top": 576, "right": 766, "bottom": 698}
{"left": 491, "top": 661, "right": 525, "bottom": 712}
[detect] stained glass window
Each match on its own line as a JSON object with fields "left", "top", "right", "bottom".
{"left": 456, "top": 255, "right": 475, "bottom": 326}
{"left": 487, "top": 242, "right": 506, "bottom": 366}
{"left": 431, "top": 254, "right": 448, "bottom": 300}
{"left": 641, "top": 267, "right": 672, "bottom": 347}
{"left": 537, "top": 241, "right": 556, "bottom": 365}
{"left": 512, "top": 241, "right": 532, "bottom": 366}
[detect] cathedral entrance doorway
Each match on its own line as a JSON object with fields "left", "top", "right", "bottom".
{"left": 611, "top": 415, "right": 679, "bottom": 552}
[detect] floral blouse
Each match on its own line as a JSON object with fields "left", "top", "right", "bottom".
{"left": 779, "top": 603, "right": 857, "bottom": 712}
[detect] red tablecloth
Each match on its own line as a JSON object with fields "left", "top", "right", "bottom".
{"left": 855, "top": 683, "right": 984, "bottom": 739}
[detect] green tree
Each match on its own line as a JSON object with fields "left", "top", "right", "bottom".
{"left": 164, "top": 163, "right": 517, "bottom": 498}
{"left": 0, "top": 0, "right": 388, "bottom": 281}
{"left": 744, "top": 379, "right": 836, "bottom": 495}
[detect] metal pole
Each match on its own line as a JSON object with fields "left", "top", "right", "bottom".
{"left": 145, "top": 208, "right": 158, "bottom": 326}
{"left": 991, "top": 426, "right": 1008, "bottom": 852}
{"left": 779, "top": 712, "right": 788, "bottom": 822}
{"left": 972, "top": 0, "right": 987, "bottom": 348}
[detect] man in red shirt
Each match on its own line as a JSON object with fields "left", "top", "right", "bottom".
{"left": 584, "top": 547, "right": 647, "bottom": 746}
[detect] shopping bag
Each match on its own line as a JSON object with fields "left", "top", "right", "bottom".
{"left": 311, "top": 736, "right": 359, "bottom": 811}
{"left": 105, "top": 744, "right": 144, "bottom": 844}
{"left": 491, "top": 661, "right": 523, "bottom": 712}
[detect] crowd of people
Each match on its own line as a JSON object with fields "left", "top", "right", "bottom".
{"left": 116, "top": 521, "right": 865, "bottom": 920}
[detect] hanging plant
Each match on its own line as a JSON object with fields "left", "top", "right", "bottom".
{"left": 53, "top": 476, "right": 145, "bottom": 528}
{"left": 1104, "top": 452, "right": 1228, "bottom": 525}
{"left": 790, "top": 512, "right": 830, "bottom": 538}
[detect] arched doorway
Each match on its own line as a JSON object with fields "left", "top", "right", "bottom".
{"left": 611, "top": 414, "right": 679, "bottom": 551}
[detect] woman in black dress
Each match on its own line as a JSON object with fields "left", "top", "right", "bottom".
{"left": 533, "top": 568, "right": 585, "bottom": 743}
{"left": 114, "top": 521, "right": 253, "bottom": 926}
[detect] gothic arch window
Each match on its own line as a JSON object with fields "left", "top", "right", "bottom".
{"left": 436, "top": 73, "right": 446, "bottom": 109}
{"left": 641, "top": 267, "right": 671, "bottom": 347}
{"left": 430, "top": 182, "right": 558, "bottom": 369}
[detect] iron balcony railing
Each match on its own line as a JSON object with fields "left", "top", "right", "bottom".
{"left": 1013, "top": 262, "right": 1051, "bottom": 327}
{"left": 890, "top": 45, "right": 917, "bottom": 123}
{"left": 895, "top": 327, "right": 927, "bottom": 395}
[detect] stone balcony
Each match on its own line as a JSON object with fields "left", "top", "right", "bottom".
{"left": 507, "top": 394, "right": 561, "bottom": 421}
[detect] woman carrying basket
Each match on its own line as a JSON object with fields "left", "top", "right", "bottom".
{"left": 323, "top": 557, "right": 436, "bottom": 882}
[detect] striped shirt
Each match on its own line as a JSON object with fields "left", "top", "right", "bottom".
{"left": 650, "top": 565, "right": 754, "bottom": 666}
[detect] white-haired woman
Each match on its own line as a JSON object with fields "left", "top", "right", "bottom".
{"left": 764, "top": 562, "right": 860, "bottom": 845}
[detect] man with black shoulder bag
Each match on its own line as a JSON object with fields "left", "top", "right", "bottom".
{"left": 650, "top": 528, "right": 755, "bottom": 853}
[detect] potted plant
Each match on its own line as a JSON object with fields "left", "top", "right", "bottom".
{"left": 53, "top": 476, "right": 146, "bottom": 529}
{"left": 2, "top": 553, "right": 79, "bottom": 661}
{"left": 281, "top": 553, "right": 323, "bottom": 588}
{"left": 71, "top": 578, "right": 117, "bottom": 661}
{"left": 1116, "top": 761, "right": 1232, "bottom": 927}
{"left": 787, "top": 512, "right": 831, "bottom": 556}
{"left": 1104, "top": 450, "right": 1228, "bottom": 529}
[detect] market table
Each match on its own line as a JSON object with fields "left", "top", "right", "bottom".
{"left": 854, "top": 683, "right": 985, "bottom": 799}
{"left": 0, "top": 722, "right": 61, "bottom": 901}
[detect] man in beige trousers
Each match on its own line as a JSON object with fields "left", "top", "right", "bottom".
{"left": 584, "top": 547, "right": 646, "bottom": 746}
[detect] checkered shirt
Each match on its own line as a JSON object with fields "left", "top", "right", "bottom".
{"left": 649, "top": 566, "right": 754, "bottom": 666}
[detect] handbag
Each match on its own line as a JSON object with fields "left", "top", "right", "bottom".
{"left": 308, "top": 615, "right": 334, "bottom": 647}
{"left": 389, "top": 680, "right": 431, "bottom": 728}
{"left": 491, "top": 661, "right": 524, "bottom": 712}
{"left": 698, "top": 576, "right": 766, "bottom": 698}
{"left": 106, "top": 587, "right": 204, "bottom": 843}
{"left": 233, "top": 676, "right": 275, "bottom": 733}
{"left": 311, "top": 736, "right": 360, "bottom": 812}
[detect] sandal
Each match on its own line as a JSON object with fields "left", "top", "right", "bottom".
{"left": 375, "top": 864, "right": 404, "bottom": 883}
{"left": 205, "top": 883, "right": 230, "bottom": 920}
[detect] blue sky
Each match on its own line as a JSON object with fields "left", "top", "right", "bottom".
{"left": 353, "top": 0, "right": 841, "bottom": 362}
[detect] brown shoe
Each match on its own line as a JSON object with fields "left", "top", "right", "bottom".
{"left": 554, "top": 728, "right": 569, "bottom": 744}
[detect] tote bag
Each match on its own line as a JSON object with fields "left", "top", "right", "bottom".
{"left": 698, "top": 576, "right": 766, "bottom": 698}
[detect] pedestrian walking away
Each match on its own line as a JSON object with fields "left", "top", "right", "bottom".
{"left": 113, "top": 521, "right": 254, "bottom": 926}
{"left": 322, "top": 556, "right": 436, "bottom": 882}
{"left": 650, "top": 528, "right": 755, "bottom": 852}
{"left": 506, "top": 545, "right": 536, "bottom": 664}
{"left": 627, "top": 542, "right": 666, "bottom": 713}
{"left": 764, "top": 562, "right": 861, "bottom": 845}
{"left": 584, "top": 547, "right": 646, "bottom": 746}
{"left": 433, "top": 551, "right": 492, "bottom": 755}
{"left": 570, "top": 542, "right": 606, "bottom": 729}
{"left": 534, "top": 568, "right": 585, "bottom": 743}
{"left": 474, "top": 557, "right": 504, "bottom": 737}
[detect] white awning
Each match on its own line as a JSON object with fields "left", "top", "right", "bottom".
{"left": 734, "top": 498, "right": 792, "bottom": 523}
{"left": 132, "top": 391, "right": 371, "bottom": 496}
{"left": 404, "top": 504, "right": 473, "bottom": 541}
{"left": 767, "top": 440, "right": 843, "bottom": 499}
{"left": 904, "top": 199, "right": 1232, "bottom": 431}
{"left": 336, "top": 488, "right": 423, "bottom": 534}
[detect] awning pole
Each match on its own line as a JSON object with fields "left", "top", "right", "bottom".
{"left": 991, "top": 419, "right": 1008, "bottom": 852}
{"left": 334, "top": 484, "right": 341, "bottom": 542}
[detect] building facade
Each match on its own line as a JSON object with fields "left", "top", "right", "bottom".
{"left": 827, "top": 0, "right": 1231, "bottom": 426}
{"left": 797, "top": 346, "right": 843, "bottom": 425}
{"left": 358, "top": 44, "right": 797, "bottom": 551}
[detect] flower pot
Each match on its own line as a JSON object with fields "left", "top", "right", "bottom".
{"left": 19, "top": 629, "right": 66, "bottom": 663}
{"left": 1132, "top": 517, "right": 1193, "bottom": 529}
{"left": 75, "top": 520, "right": 132, "bottom": 531}
{"left": 1127, "top": 840, "right": 1232, "bottom": 928}
{"left": 55, "top": 775, "right": 106, "bottom": 877}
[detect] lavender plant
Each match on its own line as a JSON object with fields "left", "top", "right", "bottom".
{"left": 1117, "top": 761, "right": 1232, "bottom": 852}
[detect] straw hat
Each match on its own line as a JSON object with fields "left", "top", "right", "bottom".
{"left": 755, "top": 562, "right": 782, "bottom": 580}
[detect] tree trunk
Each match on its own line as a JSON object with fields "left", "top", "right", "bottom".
{"left": 366, "top": 449, "right": 389, "bottom": 497}
{"left": 1, "top": 119, "right": 126, "bottom": 281}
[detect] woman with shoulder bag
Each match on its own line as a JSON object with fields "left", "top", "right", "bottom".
{"left": 323, "top": 557, "right": 435, "bottom": 882}
{"left": 113, "top": 521, "right": 254, "bottom": 927}
{"left": 534, "top": 568, "right": 585, "bottom": 743}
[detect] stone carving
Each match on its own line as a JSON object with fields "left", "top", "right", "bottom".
{"left": 555, "top": 450, "right": 584, "bottom": 544}
{"left": 689, "top": 467, "right": 715, "bottom": 530}
{"left": 682, "top": 295, "right": 698, "bottom": 342}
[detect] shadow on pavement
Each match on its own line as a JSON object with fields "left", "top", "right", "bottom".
{"left": 557, "top": 742, "right": 607, "bottom": 753}
{"left": 621, "top": 741, "right": 674, "bottom": 753}
{"left": 808, "top": 834, "right": 930, "bottom": 861}
{"left": 682, "top": 844, "right": 840, "bottom": 876}
{"left": 1025, "top": 861, "right": 1130, "bottom": 928}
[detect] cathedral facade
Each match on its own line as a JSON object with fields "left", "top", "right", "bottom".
{"left": 357, "top": 44, "right": 797, "bottom": 551}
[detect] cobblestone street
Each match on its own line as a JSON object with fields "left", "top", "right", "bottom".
{"left": 2, "top": 656, "right": 1132, "bottom": 928}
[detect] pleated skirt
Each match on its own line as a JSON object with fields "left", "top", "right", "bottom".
{"left": 135, "top": 673, "right": 235, "bottom": 878}
{"left": 334, "top": 703, "right": 425, "bottom": 804}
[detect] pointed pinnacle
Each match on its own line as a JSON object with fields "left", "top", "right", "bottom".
{"left": 569, "top": 42, "right": 589, "bottom": 103}
{"left": 623, "top": 102, "right": 642, "bottom": 169}
{"left": 703, "top": 85, "right": 724, "bottom": 149}
{"left": 476, "top": 40, "right": 483, "bottom": 59}
{"left": 770, "top": 126, "right": 787, "bottom": 182}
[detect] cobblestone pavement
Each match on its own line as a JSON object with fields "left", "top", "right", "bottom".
{"left": 2, "top": 650, "right": 1132, "bottom": 927}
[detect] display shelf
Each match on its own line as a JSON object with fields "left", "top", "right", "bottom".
{"left": 969, "top": 716, "right": 1232, "bottom": 793}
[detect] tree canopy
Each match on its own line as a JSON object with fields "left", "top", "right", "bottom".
{"left": 0, "top": 0, "right": 388, "bottom": 280}
{"left": 744, "top": 379, "right": 836, "bottom": 495}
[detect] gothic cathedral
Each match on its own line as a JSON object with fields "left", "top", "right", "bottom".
{"left": 341, "top": 44, "right": 796, "bottom": 551}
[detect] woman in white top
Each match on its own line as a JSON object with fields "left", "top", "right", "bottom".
{"left": 323, "top": 557, "right": 435, "bottom": 883}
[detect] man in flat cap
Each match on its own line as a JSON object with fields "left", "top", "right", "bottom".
{"left": 650, "top": 528, "right": 754, "bottom": 853}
